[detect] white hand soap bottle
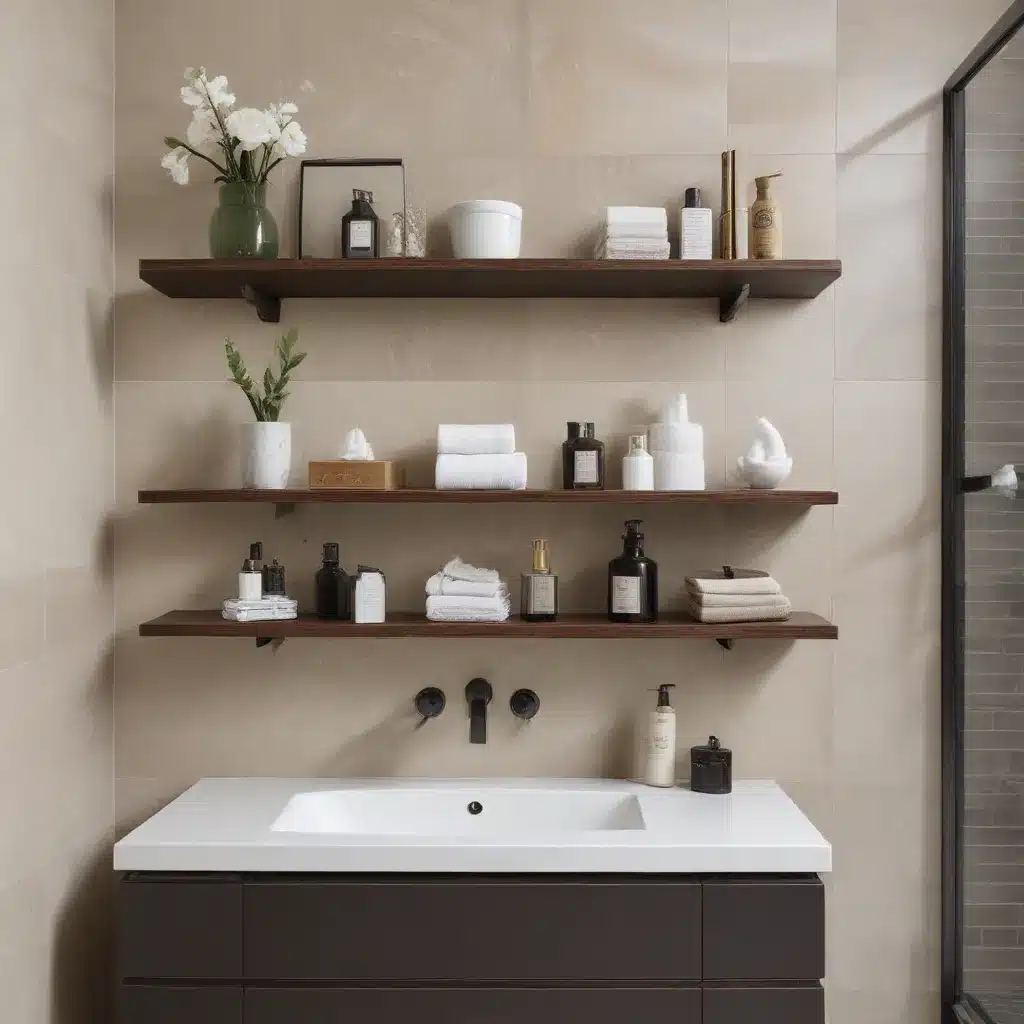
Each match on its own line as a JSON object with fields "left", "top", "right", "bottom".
{"left": 644, "top": 684, "right": 677, "bottom": 788}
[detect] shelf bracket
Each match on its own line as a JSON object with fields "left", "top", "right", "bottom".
{"left": 241, "top": 284, "right": 281, "bottom": 323}
{"left": 719, "top": 284, "right": 751, "bottom": 323}
{"left": 274, "top": 502, "right": 296, "bottom": 519}
{"left": 255, "top": 637, "right": 285, "bottom": 651}
{"left": 716, "top": 638, "right": 735, "bottom": 651}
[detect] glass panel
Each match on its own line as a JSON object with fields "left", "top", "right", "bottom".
{"left": 963, "top": 25, "right": 1024, "bottom": 1024}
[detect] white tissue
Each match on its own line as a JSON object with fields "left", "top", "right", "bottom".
{"left": 736, "top": 418, "right": 793, "bottom": 489}
{"left": 341, "top": 427, "right": 374, "bottom": 461}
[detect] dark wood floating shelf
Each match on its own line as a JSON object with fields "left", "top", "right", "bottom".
{"left": 138, "top": 487, "right": 838, "bottom": 506}
{"left": 140, "top": 610, "right": 837, "bottom": 642}
{"left": 138, "top": 257, "right": 842, "bottom": 324}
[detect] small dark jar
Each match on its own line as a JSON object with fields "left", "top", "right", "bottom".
{"left": 690, "top": 735, "right": 732, "bottom": 794}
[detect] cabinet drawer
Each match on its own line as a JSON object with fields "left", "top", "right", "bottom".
{"left": 245, "top": 986, "right": 701, "bottom": 1024}
{"left": 702, "top": 876, "right": 824, "bottom": 981}
{"left": 244, "top": 878, "right": 701, "bottom": 982}
{"left": 119, "top": 876, "right": 242, "bottom": 980}
{"left": 118, "top": 985, "right": 242, "bottom": 1024}
{"left": 703, "top": 983, "right": 824, "bottom": 1024}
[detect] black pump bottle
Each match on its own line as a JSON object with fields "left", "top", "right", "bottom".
{"left": 608, "top": 519, "right": 658, "bottom": 623}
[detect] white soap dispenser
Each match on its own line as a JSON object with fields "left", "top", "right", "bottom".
{"left": 644, "top": 684, "right": 677, "bottom": 788}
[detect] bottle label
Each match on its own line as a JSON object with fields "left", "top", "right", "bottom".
{"left": 529, "top": 575, "right": 556, "bottom": 614}
{"left": 349, "top": 220, "right": 373, "bottom": 250}
{"left": 611, "top": 575, "right": 642, "bottom": 614}
{"left": 574, "top": 449, "right": 599, "bottom": 484}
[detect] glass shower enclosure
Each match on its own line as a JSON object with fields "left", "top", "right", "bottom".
{"left": 945, "top": 4, "right": 1024, "bottom": 1023}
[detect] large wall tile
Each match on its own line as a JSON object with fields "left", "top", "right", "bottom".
{"left": 526, "top": 0, "right": 728, "bottom": 155}
{"left": 837, "top": 154, "right": 941, "bottom": 381}
{"left": 838, "top": 0, "right": 1010, "bottom": 155}
{"left": 728, "top": 0, "right": 837, "bottom": 154}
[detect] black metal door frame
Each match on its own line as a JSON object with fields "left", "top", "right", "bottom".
{"left": 943, "top": 5, "right": 1024, "bottom": 1022}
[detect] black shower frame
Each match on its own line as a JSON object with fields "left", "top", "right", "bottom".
{"left": 943, "top": 4, "right": 1024, "bottom": 1022}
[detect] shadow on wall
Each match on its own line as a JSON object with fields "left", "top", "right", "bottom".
{"left": 51, "top": 837, "right": 114, "bottom": 1024}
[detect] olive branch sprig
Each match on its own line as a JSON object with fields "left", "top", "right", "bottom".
{"left": 225, "top": 328, "right": 306, "bottom": 422}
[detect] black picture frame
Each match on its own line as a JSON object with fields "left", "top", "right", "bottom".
{"left": 942, "top": 6, "right": 1024, "bottom": 1023}
{"left": 296, "top": 158, "right": 406, "bottom": 259}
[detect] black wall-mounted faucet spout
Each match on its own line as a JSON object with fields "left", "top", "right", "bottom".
{"left": 465, "top": 678, "right": 493, "bottom": 744}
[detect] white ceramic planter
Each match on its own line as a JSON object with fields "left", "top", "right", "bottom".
{"left": 449, "top": 200, "right": 523, "bottom": 258}
{"left": 241, "top": 421, "right": 291, "bottom": 489}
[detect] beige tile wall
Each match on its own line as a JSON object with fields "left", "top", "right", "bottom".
{"left": 0, "top": 0, "right": 115, "bottom": 1019}
{"left": 113, "top": 1, "right": 1010, "bottom": 1021}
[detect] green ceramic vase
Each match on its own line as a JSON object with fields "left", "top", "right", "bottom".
{"left": 208, "top": 182, "right": 279, "bottom": 259}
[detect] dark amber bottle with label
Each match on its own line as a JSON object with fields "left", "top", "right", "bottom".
{"left": 608, "top": 519, "right": 658, "bottom": 623}
{"left": 342, "top": 189, "right": 379, "bottom": 258}
{"left": 562, "top": 421, "right": 605, "bottom": 489}
{"left": 315, "top": 542, "right": 352, "bottom": 619}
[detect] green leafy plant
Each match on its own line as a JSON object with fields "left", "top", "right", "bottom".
{"left": 225, "top": 328, "right": 307, "bottom": 422}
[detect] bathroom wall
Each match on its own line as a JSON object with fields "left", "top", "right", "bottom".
{"left": 964, "top": 30, "right": 1024, "bottom": 999}
{"left": 0, "top": 0, "right": 115, "bottom": 1020}
{"left": 114, "top": 2, "right": 1010, "bottom": 1022}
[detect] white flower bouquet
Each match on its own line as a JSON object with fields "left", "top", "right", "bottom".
{"left": 161, "top": 67, "right": 307, "bottom": 188}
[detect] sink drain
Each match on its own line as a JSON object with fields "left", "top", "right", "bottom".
{"left": 467, "top": 801, "right": 483, "bottom": 815}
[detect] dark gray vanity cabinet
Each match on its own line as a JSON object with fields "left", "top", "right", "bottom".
{"left": 118, "top": 873, "right": 825, "bottom": 1024}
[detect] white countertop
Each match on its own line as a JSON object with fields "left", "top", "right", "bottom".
{"left": 114, "top": 777, "right": 831, "bottom": 875}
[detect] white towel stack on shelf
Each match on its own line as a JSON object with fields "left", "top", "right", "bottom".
{"left": 435, "top": 424, "right": 527, "bottom": 490}
{"left": 596, "top": 206, "right": 670, "bottom": 260}
{"left": 683, "top": 569, "right": 791, "bottom": 624}
{"left": 649, "top": 393, "right": 706, "bottom": 491}
{"left": 425, "top": 558, "right": 511, "bottom": 622}
{"left": 222, "top": 595, "right": 298, "bottom": 622}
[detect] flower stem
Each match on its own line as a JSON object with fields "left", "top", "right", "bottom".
{"left": 165, "top": 137, "right": 228, "bottom": 176}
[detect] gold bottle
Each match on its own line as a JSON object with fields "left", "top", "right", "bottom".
{"left": 750, "top": 172, "right": 784, "bottom": 260}
{"left": 521, "top": 539, "right": 558, "bottom": 623}
{"left": 719, "top": 150, "right": 737, "bottom": 259}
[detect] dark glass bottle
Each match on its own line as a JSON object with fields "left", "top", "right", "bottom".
{"left": 341, "top": 189, "right": 379, "bottom": 258}
{"left": 608, "top": 519, "right": 658, "bottom": 623}
{"left": 562, "top": 421, "right": 606, "bottom": 490}
{"left": 315, "top": 542, "right": 351, "bottom": 620}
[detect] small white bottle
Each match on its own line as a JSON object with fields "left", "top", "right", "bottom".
{"left": 622, "top": 434, "right": 655, "bottom": 490}
{"left": 354, "top": 566, "right": 386, "bottom": 624}
{"left": 644, "top": 684, "right": 677, "bottom": 788}
{"left": 679, "top": 187, "right": 713, "bottom": 260}
{"left": 238, "top": 542, "right": 263, "bottom": 602}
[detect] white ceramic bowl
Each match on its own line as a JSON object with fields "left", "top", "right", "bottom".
{"left": 449, "top": 200, "right": 523, "bottom": 259}
{"left": 736, "top": 456, "right": 793, "bottom": 489}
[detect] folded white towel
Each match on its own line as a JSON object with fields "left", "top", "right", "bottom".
{"left": 605, "top": 223, "right": 671, "bottom": 240}
{"left": 426, "top": 573, "right": 507, "bottom": 599}
{"left": 441, "top": 557, "right": 502, "bottom": 585}
{"left": 607, "top": 206, "right": 668, "bottom": 228}
{"left": 686, "top": 591, "right": 791, "bottom": 610}
{"left": 685, "top": 572, "right": 782, "bottom": 597}
{"left": 222, "top": 596, "right": 298, "bottom": 622}
{"left": 435, "top": 453, "right": 528, "bottom": 490}
{"left": 426, "top": 594, "right": 511, "bottom": 622}
{"left": 684, "top": 597, "right": 791, "bottom": 623}
{"left": 597, "top": 241, "right": 672, "bottom": 260}
{"left": 437, "top": 423, "right": 516, "bottom": 456}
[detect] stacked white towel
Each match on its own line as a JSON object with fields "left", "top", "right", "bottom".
{"left": 425, "top": 558, "right": 510, "bottom": 622}
{"left": 683, "top": 570, "right": 791, "bottom": 624}
{"left": 222, "top": 596, "right": 298, "bottom": 622}
{"left": 435, "top": 424, "right": 528, "bottom": 490}
{"left": 596, "top": 206, "right": 670, "bottom": 260}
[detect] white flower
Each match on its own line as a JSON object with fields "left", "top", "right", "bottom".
{"left": 273, "top": 119, "right": 307, "bottom": 158}
{"left": 225, "top": 107, "right": 279, "bottom": 151}
{"left": 161, "top": 147, "right": 190, "bottom": 185}
{"left": 186, "top": 108, "right": 218, "bottom": 147}
{"left": 268, "top": 101, "right": 298, "bottom": 123}
{"left": 204, "top": 75, "right": 235, "bottom": 108}
{"left": 180, "top": 68, "right": 234, "bottom": 109}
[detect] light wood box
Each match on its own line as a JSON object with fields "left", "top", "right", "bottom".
{"left": 308, "top": 460, "right": 403, "bottom": 490}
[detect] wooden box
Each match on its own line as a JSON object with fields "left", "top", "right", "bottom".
{"left": 308, "top": 460, "right": 402, "bottom": 490}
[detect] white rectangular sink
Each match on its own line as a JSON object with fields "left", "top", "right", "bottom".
{"left": 272, "top": 787, "right": 646, "bottom": 835}
{"left": 113, "top": 778, "right": 831, "bottom": 875}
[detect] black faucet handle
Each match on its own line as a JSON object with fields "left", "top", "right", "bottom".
{"left": 510, "top": 688, "right": 540, "bottom": 721}
{"left": 414, "top": 687, "right": 446, "bottom": 725}
{"left": 465, "top": 678, "right": 493, "bottom": 704}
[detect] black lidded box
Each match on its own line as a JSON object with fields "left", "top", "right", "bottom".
{"left": 691, "top": 735, "right": 732, "bottom": 794}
